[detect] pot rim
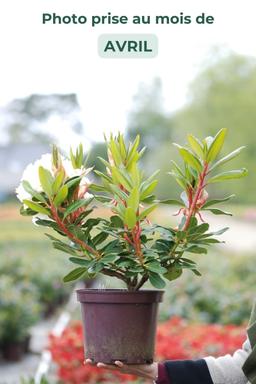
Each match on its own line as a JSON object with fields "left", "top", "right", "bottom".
{"left": 76, "top": 288, "right": 164, "bottom": 303}
{"left": 76, "top": 288, "right": 164, "bottom": 294}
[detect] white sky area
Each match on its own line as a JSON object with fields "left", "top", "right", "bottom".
{"left": 0, "top": 0, "right": 256, "bottom": 148}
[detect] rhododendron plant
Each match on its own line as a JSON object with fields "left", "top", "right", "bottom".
{"left": 17, "top": 129, "right": 247, "bottom": 291}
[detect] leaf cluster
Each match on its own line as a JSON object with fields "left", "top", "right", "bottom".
{"left": 19, "top": 130, "right": 248, "bottom": 290}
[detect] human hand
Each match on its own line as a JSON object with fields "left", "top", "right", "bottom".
{"left": 85, "top": 359, "right": 158, "bottom": 381}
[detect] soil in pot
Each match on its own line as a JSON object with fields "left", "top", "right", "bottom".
{"left": 77, "top": 289, "right": 164, "bottom": 365}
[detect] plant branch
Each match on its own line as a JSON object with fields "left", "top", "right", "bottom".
{"left": 50, "top": 204, "right": 100, "bottom": 259}
{"left": 183, "top": 163, "right": 208, "bottom": 231}
{"left": 135, "top": 274, "right": 149, "bottom": 290}
{"left": 102, "top": 268, "right": 129, "bottom": 285}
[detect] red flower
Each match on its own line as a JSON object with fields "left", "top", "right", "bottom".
{"left": 49, "top": 318, "right": 246, "bottom": 383}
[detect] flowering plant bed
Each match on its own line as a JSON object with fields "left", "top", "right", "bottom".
{"left": 49, "top": 318, "right": 246, "bottom": 383}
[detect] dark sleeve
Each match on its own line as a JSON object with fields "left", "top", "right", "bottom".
{"left": 161, "top": 359, "right": 213, "bottom": 384}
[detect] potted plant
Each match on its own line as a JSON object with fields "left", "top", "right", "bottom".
{"left": 17, "top": 128, "right": 247, "bottom": 364}
{"left": 0, "top": 276, "right": 40, "bottom": 361}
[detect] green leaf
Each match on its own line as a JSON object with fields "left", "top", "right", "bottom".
{"left": 146, "top": 169, "right": 160, "bottom": 183}
{"left": 157, "top": 199, "right": 184, "bottom": 206}
{"left": 187, "top": 134, "right": 205, "bottom": 159}
{"left": 45, "top": 233, "right": 65, "bottom": 242}
{"left": 88, "top": 262, "right": 104, "bottom": 274}
{"left": 210, "top": 146, "right": 246, "bottom": 171}
{"left": 124, "top": 207, "right": 137, "bottom": 229}
{"left": 109, "top": 137, "right": 123, "bottom": 165}
{"left": 92, "top": 232, "right": 109, "bottom": 246}
{"left": 188, "top": 223, "right": 209, "bottom": 235}
{"left": 23, "top": 200, "right": 50, "bottom": 216}
{"left": 52, "top": 169, "right": 65, "bottom": 194}
{"left": 97, "top": 156, "right": 112, "bottom": 170}
{"left": 70, "top": 148, "right": 77, "bottom": 168}
{"left": 208, "top": 227, "right": 229, "bottom": 236}
{"left": 34, "top": 219, "right": 63, "bottom": 233}
{"left": 206, "top": 128, "right": 227, "bottom": 163}
{"left": 53, "top": 185, "right": 68, "bottom": 206}
{"left": 197, "top": 238, "right": 222, "bottom": 244}
{"left": 74, "top": 209, "right": 94, "bottom": 224}
{"left": 149, "top": 272, "right": 166, "bottom": 289}
{"left": 77, "top": 143, "right": 84, "bottom": 167}
{"left": 171, "top": 161, "right": 185, "bottom": 178}
{"left": 140, "top": 180, "right": 158, "bottom": 200}
{"left": 65, "top": 176, "right": 82, "bottom": 190}
{"left": 69, "top": 257, "right": 92, "bottom": 266}
{"left": 52, "top": 242, "right": 78, "bottom": 256}
{"left": 115, "top": 259, "right": 132, "bottom": 267}
{"left": 112, "top": 204, "right": 125, "bottom": 219}
{"left": 142, "top": 195, "right": 156, "bottom": 204}
{"left": 101, "top": 254, "right": 118, "bottom": 263}
{"left": 63, "top": 198, "right": 93, "bottom": 219}
{"left": 146, "top": 262, "right": 167, "bottom": 274}
{"left": 109, "top": 184, "right": 128, "bottom": 200}
{"left": 181, "top": 257, "right": 196, "bottom": 264}
{"left": 164, "top": 266, "right": 182, "bottom": 281}
{"left": 94, "top": 170, "right": 112, "bottom": 184}
{"left": 204, "top": 208, "right": 232, "bottom": 216}
{"left": 20, "top": 206, "right": 37, "bottom": 216}
{"left": 208, "top": 168, "right": 248, "bottom": 183}
{"left": 191, "top": 269, "right": 202, "bottom": 276}
{"left": 94, "top": 195, "right": 112, "bottom": 203}
{"left": 130, "top": 163, "right": 141, "bottom": 186}
{"left": 178, "top": 215, "right": 186, "bottom": 230}
{"left": 127, "top": 187, "right": 140, "bottom": 211}
{"left": 139, "top": 204, "right": 158, "bottom": 220}
{"left": 176, "top": 230, "right": 186, "bottom": 240}
{"left": 110, "top": 215, "right": 123, "bottom": 228}
{"left": 90, "top": 184, "right": 109, "bottom": 192}
{"left": 185, "top": 245, "right": 207, "bottom": 254}
{"left": 38, "top": 166, "right": 54, "bottom": 197}
{"left": 111, "top": 167, "right": 132, "bottom": 191}
{"left": 118, "top": 133, "right": 127, "bottom": 160}
{"left": 168, "top": 171, "right": 188, "bottom": 190}
{"left": 138, "top": 146, "right": 146, "bottom": 161}
{"left": 202, "top": 195, "right": 235, "bottom": 208}
{"left": 63, "top": 267, "right": 87, "bottom": 282}
{"left": 22, "top": 181, "right": 47, "bottom": 203}
{"left": 126, "top": 135, "right": 140, "bottom": 168}
{"left": 174, "top": 144, "right": 202, "bottom": 173}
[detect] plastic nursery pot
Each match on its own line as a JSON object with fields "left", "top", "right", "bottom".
{"left": 1, "top": 341, "right": 26, "bottom": 361}
{"left": 76, "top": 288, "right": 164, "bottom": 365}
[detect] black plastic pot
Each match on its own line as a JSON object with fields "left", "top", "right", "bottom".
{"left": 2, "top": 341, "right": 25, "bottom": 361}
{"left": 76, "top": 289, "right": 164, "bottom": 364}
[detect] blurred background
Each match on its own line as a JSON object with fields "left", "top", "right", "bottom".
{"left": 1, "top": 0, "right": 256, "bottom": 382}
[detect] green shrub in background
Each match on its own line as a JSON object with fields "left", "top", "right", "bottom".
{"left": 158, "top": 249, "right": 254, "bottom": 325}
{"left": 0, "top": 276, "right": 40, "bottom": 345}
{"left": 0, "top": 222, "right": 72, "bottom": 317}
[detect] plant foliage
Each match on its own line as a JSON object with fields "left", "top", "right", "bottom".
{"left": 18, "top": 130, "right": 247, "bottom": 290}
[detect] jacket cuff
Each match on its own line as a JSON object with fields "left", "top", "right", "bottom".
{"left": 164, "top": 359, "right": 213, "bottom": 384}
{"left": 156, "top": 363, "right": 169, "bottom": 384}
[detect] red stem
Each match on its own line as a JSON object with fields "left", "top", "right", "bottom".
{"left": 50, "top": 203, "right": 100, "bottom": 258}
{"left": 183, "top": 163, "right": 208, "bottom": 231}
